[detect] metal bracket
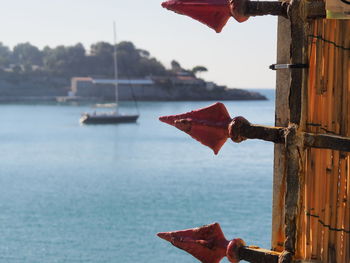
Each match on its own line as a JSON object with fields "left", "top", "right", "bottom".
{"left": 269, "top": 63, "right": 309, "bottom": 70}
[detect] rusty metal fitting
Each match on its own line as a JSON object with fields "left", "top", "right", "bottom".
{"left": 229, "top": 0, "right": 250, "bottom": 22}
{"left": 228, "top": 116, "right": 250, "bottom": 143}
{"left": 227, "top": 238, "right": 246, "bottom": 263}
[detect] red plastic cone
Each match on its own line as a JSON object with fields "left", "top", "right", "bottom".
{"left": 159, "top": 102, "right": 232, "bottom": 154}
{"left": 161, "top": 0, "right": 232, "bottom": 33}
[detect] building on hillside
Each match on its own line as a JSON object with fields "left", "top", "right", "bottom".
{"left": 68, "top": 74, "right": 230, "bottom": 101}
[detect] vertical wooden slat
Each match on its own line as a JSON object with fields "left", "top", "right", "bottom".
{"left": 345, "top": 21, "right": 350, "bottom": 263}
{"left": 322, "top": 20, "right": 336, "bottom": 263}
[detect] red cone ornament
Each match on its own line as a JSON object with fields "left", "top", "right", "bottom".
{"left": 157, "top": 223, "right": 246, "bottom": 263}
{"left": 161, "top": 0, "right": 232, "bottom": 33}
{"left": 161, "top": 0, "right": 249, "bottom": 32}
{"left": 159, "top": 102, "right": 232, "bottom": 154}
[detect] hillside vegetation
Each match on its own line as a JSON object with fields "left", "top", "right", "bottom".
{"left": 0, "top": 41, "right": 203, "bottom": 80}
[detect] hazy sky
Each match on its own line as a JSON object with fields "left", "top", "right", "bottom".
{"left": 0, "top": 0, "right": 278, "bottom": 89}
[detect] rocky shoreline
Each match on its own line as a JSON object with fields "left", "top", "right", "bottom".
{"left": 0, "top": 79, "right": 267, "bottom": 102}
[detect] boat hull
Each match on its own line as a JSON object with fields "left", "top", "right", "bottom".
{"left": 80, "top": 114, "right": 139, "bottom": 124}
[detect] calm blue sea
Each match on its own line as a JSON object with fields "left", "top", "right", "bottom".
{"left": 0, "top": 89, "right": 275, "bottom": 263}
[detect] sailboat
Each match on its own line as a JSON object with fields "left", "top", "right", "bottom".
{"left": 80, "top": 22, "right": 139, "bottom": 124}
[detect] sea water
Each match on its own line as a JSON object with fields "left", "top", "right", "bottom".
{"left": 0, "top": 90, "right": 275, "bottom": 263}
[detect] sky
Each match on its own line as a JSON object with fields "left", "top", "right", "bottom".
{"left": 0, "top": 0, "right": 278, "bottom": 89}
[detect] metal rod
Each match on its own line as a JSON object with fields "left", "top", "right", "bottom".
{"left": 229, "top": 117, "right": 350, "bottom": 152}
{"left": 243, "top": 0, "right": 326, "bottom": 19}
{"left": 239, "top": 246, "right": 281, "bottom": 263}
{"left": 229, "top": 116, "right": 286, "bottom": 144}
{"left": 245, "top": 1, "right": 288, "bottom": 18}
{"left": 269, "top": 63, "right": 309, "bottom": 70}
{"left": 238, "top": 124, "right": 286, "bottom": 144}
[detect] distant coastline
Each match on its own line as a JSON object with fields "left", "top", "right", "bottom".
{"left": 0, "top": 77, "right": 267, "bottom": 103}
{"left": 0, "top": 41, "right": 267, "bottom": 103}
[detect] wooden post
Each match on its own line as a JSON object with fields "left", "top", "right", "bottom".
{"left": 284, "top": 124, "right": 304, "bottom": 255}
{"left": 288, "top": 0, "right": 308, "bottom": 126}
{"left": 284, "top": 0, "right": 309, "bottom": 258}
{"left": 272, "top": 15, "right": 291, "bottom": 253}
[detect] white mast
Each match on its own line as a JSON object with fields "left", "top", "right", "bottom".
{"left": 113, "top": 21, "right": 119, "bottom": 114}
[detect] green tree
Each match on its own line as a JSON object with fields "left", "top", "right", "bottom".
{"left": 117, "top": 41, "right": 140, "bottom": 77}
{"left": 90, "top": 41, "right": 114, "bottom": 58}
{"left": 171, "top": 60, "right": 182, "bottom": 72}
{"left": 0, "top": 40, "right": 176, "bottom": 79}
{"left": 65, "top": 43, "right": 86, "bottom": 75}
{"left": 89, "top": 42, "right": 114, "bottom": 76}
{"left": 42, "top": 45, "right": 67, "bottom": 74}
{"left": 13, "top": 42, "right": 43, "bottom": 70}
{"left": 138, "top": 49, "right": 150, "bottom": 58}
{"left": 0, "top": 42, "right": 11, "bottom": 68}
{"left": 117, "top": 41, "right": 166, "bottom": 77}
{"left": 42, "top": 44, "right": 86, "bottom": 76}
{"left": 192, "top": 65, "right": 208, "bottom": 76}
{"left": 137, "top": 57, "right": 167, "bottom": 77}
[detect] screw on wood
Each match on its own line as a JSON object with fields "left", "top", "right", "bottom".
{"left": 157, "top": 222, "right": 285, "bottom": 263}
{"left": 159, "top": 102, "right": 350, "bottom": 154}
{"left": 161, "top": 0, "right": 325, "bottom": 33}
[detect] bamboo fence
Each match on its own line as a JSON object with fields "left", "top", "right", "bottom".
{"left": 296, "top": 19, "right": 350, "bottom": 262}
